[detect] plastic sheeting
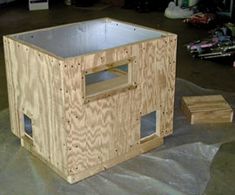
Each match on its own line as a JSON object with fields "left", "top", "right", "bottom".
{"left": 0, "top": 78, "right": 234, "bottom": 195}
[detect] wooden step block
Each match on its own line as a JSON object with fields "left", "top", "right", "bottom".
{"left": 181, "top": 95, "right": 233, "bottom": 124}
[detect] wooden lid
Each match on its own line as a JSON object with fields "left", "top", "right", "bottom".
{"left": 182, "top": 95, "right": 232, "bottom": 113}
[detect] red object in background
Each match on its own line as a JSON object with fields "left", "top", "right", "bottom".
{"left": 184, "top": 12, "right": 216, "bottom": 25}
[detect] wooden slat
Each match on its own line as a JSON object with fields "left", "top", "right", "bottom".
{"left": 192, "top": 110, "right": 233, "bottom": 124}
{"left": 182, "top": 95, "right": 233, "bottom": 124}
{"left": 3, "top": 37, "right": 21, "bottom": 137}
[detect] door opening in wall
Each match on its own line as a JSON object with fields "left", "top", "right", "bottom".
{"left": 140, "top": 111, "right": 157, "bottom": 139}
{"left": 24, "top": 114, "right": 33, "bottom": 138}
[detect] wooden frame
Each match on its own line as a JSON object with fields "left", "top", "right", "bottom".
{"left": 83, "top": 57, "right": 135, "bottom": 102}
{"left": 3, "top": 18, "right": 177, "bottom": 183}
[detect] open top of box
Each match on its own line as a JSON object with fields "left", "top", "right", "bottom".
{"left": 11, "top": 18, "right": 168, "bottom": 58}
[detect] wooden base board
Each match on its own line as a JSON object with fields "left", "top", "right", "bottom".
{"left": 21, "top": 135, "right": 163, "bottom": 184}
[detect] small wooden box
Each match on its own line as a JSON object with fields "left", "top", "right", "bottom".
{"left": 3, "top": 18, "right": 177, "bottom": 183}
{"left": 181, "top": 95, "right": 233, "bottom": 124}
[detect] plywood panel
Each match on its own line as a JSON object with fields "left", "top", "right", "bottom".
{"left": 163, "top": 35, "right": 177, "bottom": 136}
{"left": 64, "top": 36, "right": 177, "bottom": 179}
{"left": 4, "top": 37, "right": 67, "bottom": 174}
{"left": 139, "top": 41, "right": 158, "bottom": 115}
{"left": 3, "top": 37, "right": 21, "bottom": 137}
{"left": 155, "top": 36, "right": 177, "bottom": 137}
{"left": 64, "top": 48, "right": 138, "bottom": 174}
{"left": 62, "top": 57, "right": 86, "bottom": 174}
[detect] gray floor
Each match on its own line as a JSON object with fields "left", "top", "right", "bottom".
{"left": 0, "top": 2, "right": 235, "bottom": 194}
{"left": 0, "top": 79, "right": 234, "bottom": 195}
{"left": 0, "top": 2, "right": 235, "bottom": 111}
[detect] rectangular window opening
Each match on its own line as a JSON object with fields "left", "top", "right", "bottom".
{"left": 24, "top": 114, "right": 33, "bottom": 138}
{"left": 140, "top": 111, "right": 157, "bottom": 139}
{"left": 85, "top": 63, "right": 130, "bottom": 98}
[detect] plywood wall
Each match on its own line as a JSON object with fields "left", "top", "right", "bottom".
{"left": 3, "top": 37, "right": 68, "bottom": 175}
{"left": 63, "top": 34, "right": 177, "bottom": 181}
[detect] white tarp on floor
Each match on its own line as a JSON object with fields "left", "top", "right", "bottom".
{"left": 0, "top": 78, "right": 234, "bottom": 195}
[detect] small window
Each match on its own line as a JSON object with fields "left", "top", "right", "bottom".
{"left": 140, "top": 111, "right": 156, "bottom": 139}
{"left": 85, "top": 62, "right": 131, "bottom": 98}
{"left": 24, "top": 114, "right": 33, "bottom": 138}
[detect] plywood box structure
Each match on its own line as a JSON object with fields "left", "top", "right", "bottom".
{"left": 182, "top": 95, "right": 233, "bottom": 124}
{"left": 3, "top": 18, "right": 177, "bottom": 183}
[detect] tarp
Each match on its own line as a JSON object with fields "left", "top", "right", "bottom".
{"left": 0, "top": 78, "right": 234, "bottom": 195}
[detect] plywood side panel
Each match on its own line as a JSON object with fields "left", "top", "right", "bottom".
{"left": 139, "top": 41, "right": 159, "bottom": 115}
{"left": 136, "top": 36, "right": 176, "bottom": 137}
{"left": 63, "top": 58, "right": 87, "bottom": 174}
{"left": 156, "top": 36, "right": 177, "bottom": 137}
{"left": 64, "top": 46, "right": 140, "bottom": 175}
{"left": 3, "top": 37, "right": 21, "bottom": 137}
{"left": 64, "top": 36, "right": 177, "bottom": 177}
{"left": 162, "top": 35, "right": 177, "bottom": 136}
{"left": 130, "top": 45, "right": 141, "bottom": 144}
{"left": 4, "top": 37, "right": 67, "bottom": 173}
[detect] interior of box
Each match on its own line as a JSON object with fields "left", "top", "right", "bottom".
{"left": 85, "top": 64, "right": 129, "bottom": 97}
{"left": 12, "top": 18, "right": 165, "bottom": 58}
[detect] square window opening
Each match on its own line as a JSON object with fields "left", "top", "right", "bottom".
{"left": 24, "top": 114, "right": 33, "bottom": 138}
{"left": 85, "top": 63, "right": 130, "bottom": 97}
{"left": 140, "top": 111, "right": 157, "bottom": 139}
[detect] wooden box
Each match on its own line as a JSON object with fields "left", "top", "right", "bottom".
{"left": 181, "top": 95, "right": 233, "bottom": 124}
{"left": 3, "top": 18, "right": 177, "bottom": 183}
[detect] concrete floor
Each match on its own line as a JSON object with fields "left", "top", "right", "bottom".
{"left": 1, "top": 2, "right": 235, "bottom": 111}
{"left": 0, "top": 2, "right": 235, "bottom": 194}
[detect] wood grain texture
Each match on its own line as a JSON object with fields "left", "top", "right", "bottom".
{"left": 182, "top": 95, "right": 233, "bottom": 124}
{"left": 63, "top": 35, "right": 177, "bottom": 181}
{"left": 3, "top": 36, "right": 67, "bottom": 174}
{"left": 3, "top": 37, "right": 20, "bottom": 137}
{"left": 67, "top": 136, "right": 163, "bottom": 184}
{"left": 4, "top": 20, "right": 177, "bottom": 183}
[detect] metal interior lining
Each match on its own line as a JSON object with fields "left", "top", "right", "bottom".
{"left": 85, "top": 71, "right": 118, "bottom": 85}
{"left": 12, "top": 19, "right": 165, "bottom": 58}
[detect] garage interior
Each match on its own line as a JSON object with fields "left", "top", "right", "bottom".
{"left": 0, "top": 0, "right": 235, "bottom": 194}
